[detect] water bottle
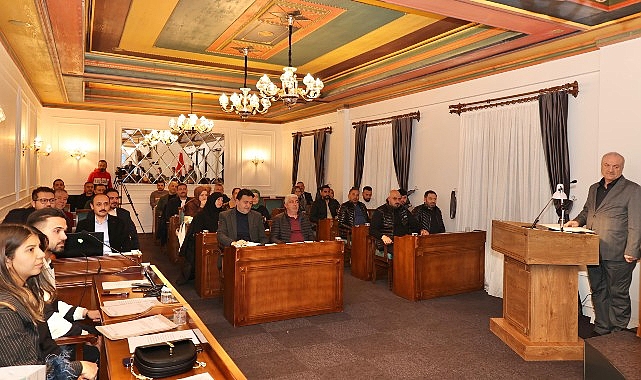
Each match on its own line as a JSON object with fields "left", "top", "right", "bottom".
{"left": 160, "top": 286, "right": 172, "bottom": 303}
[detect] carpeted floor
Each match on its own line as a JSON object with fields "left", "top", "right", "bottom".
{"left": 141, "top": 234, "right": 589, "bottom": 379}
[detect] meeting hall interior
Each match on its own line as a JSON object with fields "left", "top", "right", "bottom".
{"left": 1, "top": 1, "right": 641, "bottom": 379}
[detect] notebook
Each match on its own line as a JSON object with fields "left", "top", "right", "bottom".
{"left": 62, "top": 231, "right": 105, "bottom": 257}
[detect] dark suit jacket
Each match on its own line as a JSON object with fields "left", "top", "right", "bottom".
{"left": 2, "top": 207, "right": 35, "bottom": 224}
{"left": 303, "top": 191, "right": 313, "bottom": 205}
{"left": 217, "top": 209, "right": 269, "bottom": 247}
{"left": 270, "top": 212, "right": 314, "bottom": 243}
{"left": 309, "top": 198, "right": 340, "bottom": 223}
{"left": 115, "top": 208, "right": 140, "bottom": 249}
{"left": 76, "top": 214, "right": 132, "bottom": 253}
{"left": 574, "top": 176, "right": 641, "bottom": 261}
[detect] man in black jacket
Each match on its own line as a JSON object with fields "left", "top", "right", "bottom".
{"left": 106, "top": 188, "right": 140, "bottom": 250}
{"left": 310, "top": 185, "right": 340, "bottom": 224}
{"left": 370, "top": 189, "right": 423, "bottom": 256}
{"left": 337, "top": 187, "right": 370, "bottom": 239}
{"left": 412, "top": 190, "right": 446, "bottom": 234}
{"left": 76, "top": 194, "right": 132, "bottom": 253}
{"left": 2, "top": 186, "right": 55, "bottom": 224}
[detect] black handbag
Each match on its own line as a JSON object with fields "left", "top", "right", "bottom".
{"left": 131, "top": 338, "right": 204, "bottom": 379}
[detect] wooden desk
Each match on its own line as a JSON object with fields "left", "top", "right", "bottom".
{"left": 350, "top": 225, "right": 371, "bottom": 280}
{"left": 489, "top": 220, "right": 599, "bottom": 361}
{"left": 223, "top": 241, "right": 344, "bottom": 326}
{"left": 195, "top": 232, "right": 222, "bottom": 298}
{"left": 54, "top": 254, "right": 140, "bottom": 309}
{"left": 316, "top": 218, "right": 338, "bottom": 241}
{"left": 94, "top": 267, "right": 245, "bottom": 379}
{"left": 166, "top": 215, "right": 181, "bottom": 263}
{"left": 393, "top": 231, "right": 486, "bottom": 301}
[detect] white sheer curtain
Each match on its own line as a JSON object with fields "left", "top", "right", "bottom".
{"left": 456, "top": 102, "right": 554, "bottom": 298}
{"left": 297, "top": 136, "right": 317, "bottom": 197}
{"left": 361, "top": 124, "right": 399, "bottom": 207}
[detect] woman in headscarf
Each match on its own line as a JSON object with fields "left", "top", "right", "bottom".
{"left": 0, "top": 224, "right": 98, "bottom": 380}
{"left": 183, "top": 185, "right": 211, "bottom": 217}
{"left": 251, "top": 189, "right": 271, "bottom": 229}
{"left": 177, "top": 192, "right": 225, "bottom": 284}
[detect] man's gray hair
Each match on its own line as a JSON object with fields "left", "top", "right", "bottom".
{"left": 284, "top": 194, "right": 298, "bottom": 204}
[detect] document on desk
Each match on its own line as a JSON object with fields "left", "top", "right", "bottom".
{"left": 540, "top": 223, "right": 595, "bottom": 234}
{"left": 101, "top": 297, "right": 163, "bottom": 317}
{"left": 178, "top": 374, "right": 214, "bottom": 380}
{"left": 102, "top": 279, "right": 150, "bottom": 290}
{"left": 127, "top": 330, "right": 200, "bottom": 353}
{"left": 96, "top": 314, "right": 177, "bottom": 340}
{"left": 0, "top": 365, "right": 46, "bottom": 380}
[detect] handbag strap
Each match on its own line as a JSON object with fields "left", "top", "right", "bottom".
{"left": 129, "top": 354, "right": 208, "bottom": 380}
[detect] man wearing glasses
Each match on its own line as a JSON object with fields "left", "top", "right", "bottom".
{"left": 2, "top": 186, "right": 56, "bottom": 224}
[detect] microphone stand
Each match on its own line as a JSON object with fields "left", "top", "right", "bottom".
{"left": 80, "top": 231, "right": 162, "bottom": 297}
{"left": 531, "top": 197, "right": 554, "bottom": 229}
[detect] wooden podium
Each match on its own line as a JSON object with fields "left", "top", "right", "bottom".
{"left": 350, "top": 225, "right": 371, "bottom": 280}
{"left": 489, "top": 220, "right": 599, "bottom": 361}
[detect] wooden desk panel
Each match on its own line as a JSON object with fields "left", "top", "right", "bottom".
{"left": 316, "top": 218, "right": 338, "bottom": 242}
{"left": 166, "top": 215, "right": 181, "bottom": 263}
{"left": 350, "top": 225, "right": 371, "bottom": 280}
{"left": 195, "top": 232, "right": 222, "bottom": 298}
{"left": 224, "top": 241, "right": 344, "bottom": 326}
{"left": 54, "top": 255, "right": 140, "bottom": 309}
{"left": 393, "top": 232, "right": 486, "bottom": 301}
{"left": 95, "top": 268, "right": 245, "bottom": 379}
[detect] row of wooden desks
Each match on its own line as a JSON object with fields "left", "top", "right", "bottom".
{"left": 94, "top": 267, "right": 245, "bottom": 379}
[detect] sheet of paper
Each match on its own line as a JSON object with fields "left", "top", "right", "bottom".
{"left": 127, "top": 330, "right": 200, "bottom": 353}
{"left": 96, "top": 314, "right": 177, "bottom": 340}
{"left": 102, "top": 279, "right": 149, "bottom": 290}
{"left": 101, "top": 297, "right": 162, "bottom": 317}
{"left": 192, "top": 328, "right": 208, "bottom": 344}
{"left": 0, "top": 365, "right": 46, "bottom": 380}
{"left": 540, "top": 223, "right": 595, "bottom": 234}
{"left": 178, "top": 373, "right": 214, "bottom": 380}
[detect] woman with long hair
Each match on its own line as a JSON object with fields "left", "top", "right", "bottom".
{"left": 0, "top": 224, "right": 98, "bottom": 380}
{"left": 177, "top": 192, "right": 226, "bottom": 284}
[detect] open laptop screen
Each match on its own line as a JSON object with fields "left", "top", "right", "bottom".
{"left": 61, "top": 231, "right": 104, "bottom": 258}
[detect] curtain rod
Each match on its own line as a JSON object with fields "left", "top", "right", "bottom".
{"left": 448, "top": 81, "right": 579, "bottom": 115}
{"left": 292, "top": 126, "right": 332, "bottom": 137}
{"left": 352, "top": 111, "right": 420, "bottom": 128}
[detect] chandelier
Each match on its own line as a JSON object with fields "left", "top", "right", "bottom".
{"left": 255, "top": 12, "right": 324, "bottom": 109}
{"left": 220, "top": 47, "right": 271, "bottom": 120}
{"left": 142, "top": 130, "right": 178, "bottom": 147}
{"left": 169, "top": 93, "right": 214, "bottom": 134}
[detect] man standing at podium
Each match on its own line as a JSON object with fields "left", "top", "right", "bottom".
{"left": 565, "top": 152, "right": 641, "bottom": 336}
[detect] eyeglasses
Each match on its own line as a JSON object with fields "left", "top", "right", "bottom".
{"left": 36, "top": 198, "right": 56, "bottom": 204}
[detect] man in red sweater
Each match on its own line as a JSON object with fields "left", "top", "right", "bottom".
{"left": 87, "top": 159, "right": 113, "bottom": 188}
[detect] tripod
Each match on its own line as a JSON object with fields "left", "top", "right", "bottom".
{"left": 114, "top": 179, "right": 145, "bottom": 233}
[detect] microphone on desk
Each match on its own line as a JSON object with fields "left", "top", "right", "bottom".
{"left": 77, "top": 230, "right": 161, "bottom": 297}
{"left": 530, "top": 180, "right": 577, "bottom": 229}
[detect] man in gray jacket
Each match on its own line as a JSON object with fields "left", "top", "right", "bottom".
{"left": 217, "top": 188, "right": 269, "bottom": 247}
{"left": 566, "top": 152, "right": 641, "bottom": 335}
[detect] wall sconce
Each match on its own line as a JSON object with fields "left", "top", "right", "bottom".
{"left": 70, "top": 149, "right": 87, "bottom": 161}
{"left": 21, "top": 137, "right": 52, "bottom": 157}
{"left": 0, "top": 106, "right": 6, "bottom": 123}
{"left": 250, "top": 157, "right": 264, "bottom": 166}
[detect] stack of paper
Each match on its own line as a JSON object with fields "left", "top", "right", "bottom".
{"left": 127, "top": 330, "right": 200, "bottom": 353}
{"left": 102, "top": 279, "right": 149, "bottom": 290}
{"left": 96, "top": 314, "right": 177, "bottom": 340}
{"left": 101, "top": 297, "right": 162, "bottom": 317}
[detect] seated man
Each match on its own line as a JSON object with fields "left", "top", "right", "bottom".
{"left": 68, "top": 182, "right": 94, "bottom": 211}
{"left": 217, "top": 188, "right": 269, "bottom": 248}
{"left": 149, "top": 180, "right": 169, "bottom": 210}
{"left": 76, "top": 193, "right": 132, "bottom": 253}
{"left": 106, "top": 188, "right": 140, "bottom": 250}
{"left": 26, "top": 208, "right": 101, "bottom": 362}
{"left": 370, "top": 189, "right": 423, "bottom": 257}
{"left": 2, "top": 186, "right": 55, "bottom": 224}
{"left": 412, "top": 190, "right": 446, "bottom": 234}
{"left": 270, "top": 194, "right": 314, "bottom": 243}
{"left": 337, "top": 187, "right": 370, "bottom": 239}
{"left": 310, "top": 184, "right": 340, "bottom": 224}
{"left": 53, "top": 189, "right": 74, "bottom": 232}
{"left": 83, "top": 183, "right": 107, "bottom": 209}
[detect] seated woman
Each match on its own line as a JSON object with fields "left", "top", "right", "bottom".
{"left": 250, "top": 189, "right": 271, "bottom": 229}
{"left": 183, "top": 185, "right": 211, "bottom": 217}
{"left": 177, "top": 192, "right": 225, "bottom": 284}
{"left": 0, "top": 224, "right": 98, "bottom": 380}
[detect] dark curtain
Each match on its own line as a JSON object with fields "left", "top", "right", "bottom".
{"left": 313, "top": 129, "right": 328, "bottom": 188}
{"left": 353, "top": 124, "right": 368, "bottom": 188}
{"left": 292, "top": 132, "right": 302, "bottom": 186}
{"left": 392, "top": 116, "right": 413, "bottom": 190}
{"left": 539, "top": 91, "right": 572, "bottom": 218}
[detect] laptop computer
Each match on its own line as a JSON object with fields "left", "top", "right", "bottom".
{"left": 62, "top": 231, "right": 105, "bottom": 258}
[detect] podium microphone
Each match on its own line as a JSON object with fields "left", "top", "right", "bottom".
{"left": 78, "top": 230, "right": 161, "bottom": 297}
